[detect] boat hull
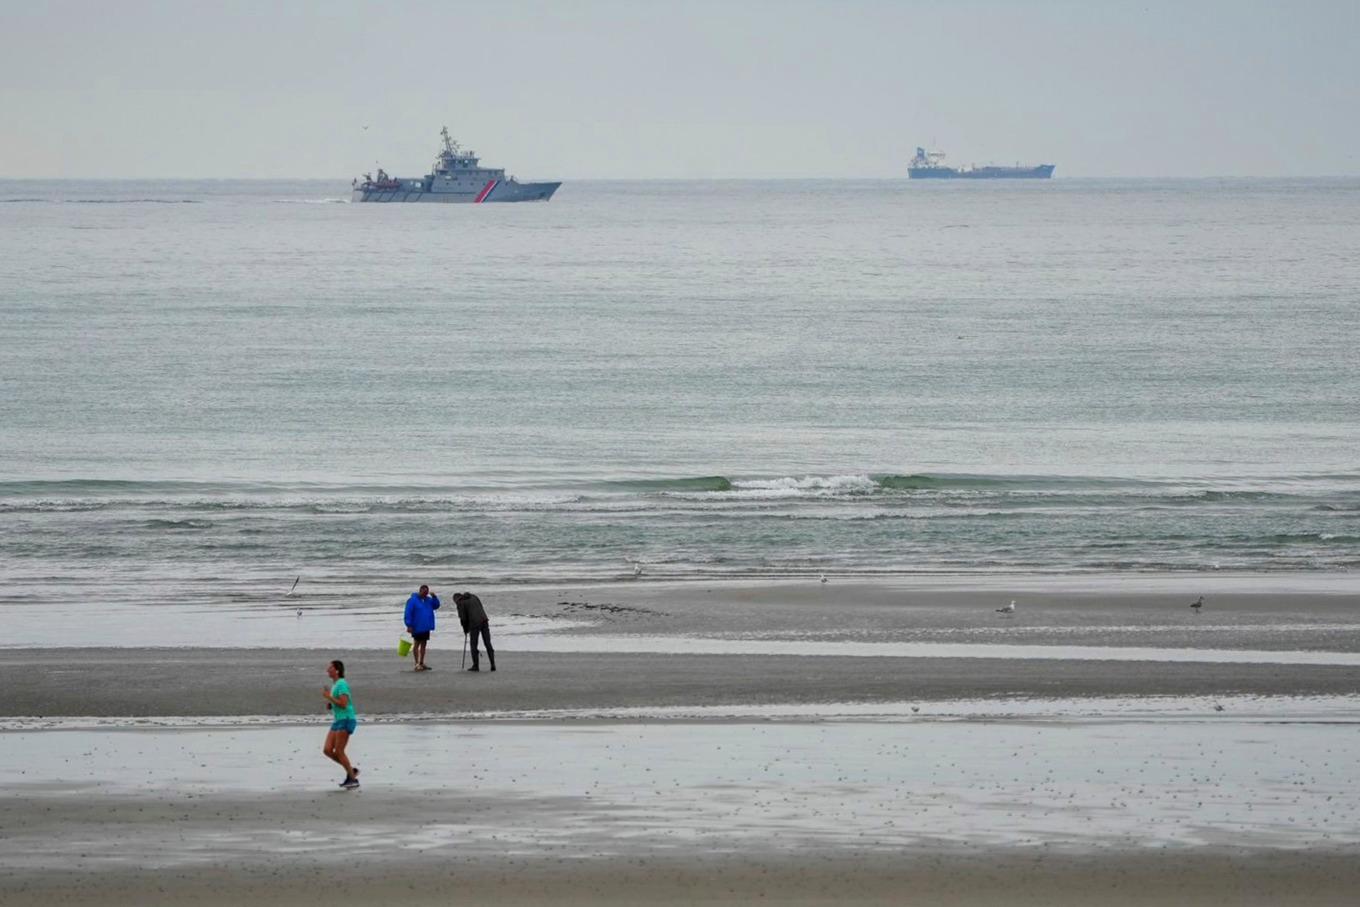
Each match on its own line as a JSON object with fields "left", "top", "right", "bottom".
{"left": 909, "top": 165, "right": 1054, "bottom": 180}
{"left": 351, "top": 180, "right": 562, "bottom": 203}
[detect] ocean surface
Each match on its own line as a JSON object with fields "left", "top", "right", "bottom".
{"left": 3, "top": 178, "right": 1359, "bottom": 612}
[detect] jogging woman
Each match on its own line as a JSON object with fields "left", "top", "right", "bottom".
{"left": 322, "top": 659, "right": 360, "bottom": 788}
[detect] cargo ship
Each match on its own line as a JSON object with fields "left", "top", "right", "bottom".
{"left": 908, "top": 147, "right": 1054, "bottom": 179}
{"left": 352, "top": 127, "right": 560, "bottom": 202}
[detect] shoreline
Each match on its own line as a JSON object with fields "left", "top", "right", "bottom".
{"left": 4, "top": 648, "right": 1360, "bottom": 717}
{"left": 6, "top": 578, "right": 1359, "bottom": 905}
{"left": 5, "top": 579, "right": 1360, "bottom": 717}
{"left": 5, "top": 576, "right": 1360, "bottom": 652}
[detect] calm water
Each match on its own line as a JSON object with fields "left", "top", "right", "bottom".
{"left": 2, "top": 178, "right": 1359, "bottom": 608}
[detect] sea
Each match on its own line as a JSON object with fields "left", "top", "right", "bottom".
{"left": 3, "top": 178, "right": 1359, "bottom": 616}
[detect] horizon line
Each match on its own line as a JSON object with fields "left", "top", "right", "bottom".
{"left": 3, "top": 174, "right": 1359, "bottom": 182}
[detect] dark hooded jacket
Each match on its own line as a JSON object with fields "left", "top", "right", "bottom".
{"left": 455, "top": 592, "right": 488, "bottom": 632}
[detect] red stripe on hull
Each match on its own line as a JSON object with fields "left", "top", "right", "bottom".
{"left": 474, "top": 180, "right": 498, "bottom": 203}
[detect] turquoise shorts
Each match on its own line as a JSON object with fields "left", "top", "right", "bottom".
{"left": 329, "top": 718, "right": 357, "bottom": 734}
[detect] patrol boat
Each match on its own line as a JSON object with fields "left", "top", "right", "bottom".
{"left": 352, "top": 127, "right": 561, "bottom": 202}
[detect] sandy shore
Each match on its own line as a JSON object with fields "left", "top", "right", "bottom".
{"left": 6, "top": 580, "right": 1360, "bottom": 716}
{"left": 5, "top": 714, "right": 1360, "bottom": 905}
{"left": 4, "top": 579, "right": 1359, "bottom": 904}
{"left": 9, "top": 850, "right": 1360, "bottom": 906}
{"left": 7, "top": 576, "right": 1360, "bottom": 652}
{"left": 3, "top": 648, "right": 1360, "bottom": 717}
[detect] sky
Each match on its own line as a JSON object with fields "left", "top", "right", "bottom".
{"left": 1, "top": 0, "right": 1357, "bottom": 179}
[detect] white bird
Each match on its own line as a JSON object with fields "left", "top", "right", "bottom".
{"left": 819, "top": 573, "right": 828, "bottom": 584}
{"left": 285, "top": 575, "right": 300, "bottom": 597}
{"left": 633, "top": 563, "right": 643, "bottom": 577}
{"left": 1190, "top": 596, "right": 1204, "bottom": 612}
{"left": 996, "top": 599, "right": 1016, "bottom": 615}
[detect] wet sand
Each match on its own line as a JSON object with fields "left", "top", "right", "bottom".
{"left": 9, "top": 851, "right": 1360, "bottom": 906}
{"left": 7, "top": 576, "right": 1360, "bottom": 652}
{"left": 6, "top": 580, "right": 1360, "bottom": 716}
{"left": 5, "top": 715, "right": 1360, "bottom": 905}
{"left": 3, "top": 579, "right": 1359, "bottom": 904}
{"left": 3, "top": 648, "right": 1360, "bottom": 717}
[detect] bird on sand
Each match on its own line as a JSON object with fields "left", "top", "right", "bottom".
{"left": 633, "top": 563, "right": 643, "bottom": 577}
{"left": 996, "top": 600, "right": 1016, "bottom": 615}
{"left": 819, "top": 573, "right": 828, "bottom": 584}
{"left": 1190, "top": 596, "right": 1204, "bottom": 613}
{"left": 296, "top": 608, "right": 303, "bottom": 618}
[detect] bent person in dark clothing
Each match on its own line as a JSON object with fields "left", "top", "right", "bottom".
{"left": 454, "top": 591, "right": 495, "bottom": 672}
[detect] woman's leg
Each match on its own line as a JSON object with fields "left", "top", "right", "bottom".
{"left": 323, "top": 729, "right": 341, "bottom": 764}
{"left": 330, "top": 730, "right": 354, "bottom": 779}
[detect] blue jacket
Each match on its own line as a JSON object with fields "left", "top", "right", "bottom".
{"left": 404, "top": 592, "right": 440, "bottom": 633}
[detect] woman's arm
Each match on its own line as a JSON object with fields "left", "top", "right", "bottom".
{"left": 322, "top": 687, "right": 350, "bottom": 709}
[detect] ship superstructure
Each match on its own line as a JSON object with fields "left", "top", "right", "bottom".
{"left": 908, "top": 147, "right": 1054, "bottom": 180}
{"left": 352, "top": 127, "right": 560, "bottom": 202}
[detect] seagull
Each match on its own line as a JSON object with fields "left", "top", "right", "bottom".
{"left": 633, "top": 563, "right": 643, "bottom": 578}
{"left": 361, "top": 125, "right": 370, "bottom": 131}
{"left": 819, "top": 573, "right": 828, "bottom": 584}
{"left": 285, "top": 575, "right": 300, "bottom": 597}
{"left": 996, "top": 599, "right": 1016, "bottom": 615}
{"left": 1213, "top": 702, "right": 1225, "bottom": 712}
{"left": 1190, "top": 596, "right": 1204, "bottom": 613}
{"left": 296, "top": 608, "right": 303, "bottom": 618}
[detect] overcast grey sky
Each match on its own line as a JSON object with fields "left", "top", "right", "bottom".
{"left": 2, "top": 0, "right": 1356, "bottom": 179}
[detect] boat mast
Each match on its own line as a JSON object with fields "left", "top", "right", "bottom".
{"left": 441, "top": 126, "right": 459, "bottom": 156}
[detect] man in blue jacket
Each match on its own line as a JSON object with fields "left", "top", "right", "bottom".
{"left": 403, "top": 584, "right": 440, "bottom": 672}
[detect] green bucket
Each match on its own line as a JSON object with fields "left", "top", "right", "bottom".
{"left": 397, "top": 637, "right": 413, "bottom": 658}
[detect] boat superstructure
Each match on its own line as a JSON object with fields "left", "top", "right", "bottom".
{"left": 352, "top": 127, "right": 560, "bottom": 202}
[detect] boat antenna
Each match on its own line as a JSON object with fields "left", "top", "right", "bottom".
{"left": 441, "top": 126, "right": 459, "bottom": 155}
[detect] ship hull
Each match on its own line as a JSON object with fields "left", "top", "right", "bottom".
{"left": 351, "top": 180, "right": 561, "bottom": 203}
{"left": 909, "top": 165, "right": 1054, "bottom": 180}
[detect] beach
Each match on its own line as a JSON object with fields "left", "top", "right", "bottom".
{"left": 4, "top": 579, "right": 1359, "bottom": 905}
